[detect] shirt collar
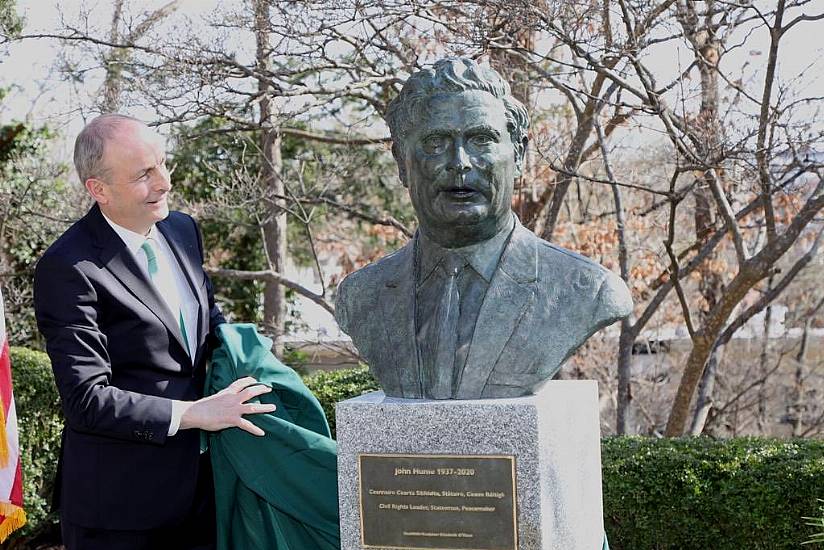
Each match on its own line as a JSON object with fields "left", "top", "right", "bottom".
{"left": 101, "top": 213, "right": 159, "bottom": 256}
{"left": 417, "top": 213, "right": 515, "bottom": 286}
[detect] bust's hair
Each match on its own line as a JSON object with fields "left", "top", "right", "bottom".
{"left": 74, "top": 113, "right": 143, "bottom": 184}
{"left": 386, "top": 57, "right": 530, "bottom": 169}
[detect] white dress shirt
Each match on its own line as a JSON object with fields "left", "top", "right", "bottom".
{"left": 102, "top": 214, "right": 198, "bottom": 437}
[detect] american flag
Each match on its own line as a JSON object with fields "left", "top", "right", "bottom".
{"left": 0, "top": 287, "right": 25, "bottom": 541}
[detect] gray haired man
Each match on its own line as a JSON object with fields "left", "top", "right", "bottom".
{"left": 35, "top": 114, "right": 275, "bottom": 549}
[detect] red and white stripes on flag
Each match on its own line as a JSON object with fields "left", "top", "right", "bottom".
{"left": 0, "top": 288, "right": 25, "bottom": 542}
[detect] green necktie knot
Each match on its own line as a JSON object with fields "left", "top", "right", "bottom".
{"left": 141, "top": 240, "right": 159, "bottom": 278}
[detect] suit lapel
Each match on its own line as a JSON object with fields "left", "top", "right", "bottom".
{"left": 379, "top": 240, "right": 422, "bottom": 398}
{"left": 455, "top": 223, "right": 538, "bottom": 398}
{"left": 88, "top": 206, "right": 189, "bottom": 357}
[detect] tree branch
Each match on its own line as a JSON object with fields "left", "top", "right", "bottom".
{"left": 705, "top": 168, "right": 747, "bottom": 263}
{"left": 280, "top": 127, "right": 390, "bottom": 146}
{"left": 716, "top": 226, "right": 824, "bottom": 348}
{"left": 664, "top": 182, "right": 696, "bottom": 339}
{"left": 205, "top": 267, "right": 334, "bottom": 315}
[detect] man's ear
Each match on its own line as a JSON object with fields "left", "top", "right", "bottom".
{"left": 85, "top": 178, "right": 109, "bottom": 205}
{"left": 514, "top": 135, "right": 529, "bottom": 178}
{"left": 391, "top": 142, "right": 408, "bottom": 187}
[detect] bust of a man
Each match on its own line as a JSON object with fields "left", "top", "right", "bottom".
{"left": 335, "top": 57, "right": 632, "bottom": 399}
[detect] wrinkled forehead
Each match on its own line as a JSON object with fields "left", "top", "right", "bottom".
{"left": 413, "top": 90, "right": 510, "bottom": 134}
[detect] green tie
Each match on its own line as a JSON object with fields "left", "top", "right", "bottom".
{"left": 141, "top": 240, "right": 190, "bottom": 356}
{"left": 142, "top": 241, "right": 159, "bottom": 277}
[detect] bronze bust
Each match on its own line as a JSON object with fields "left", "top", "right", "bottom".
{"left": 335, "top": 57, "right": 632, "bottom": 399}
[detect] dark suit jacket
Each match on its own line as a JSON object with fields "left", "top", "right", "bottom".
{"left": 335, "top": 219, "right": 632, "bottom": 399}
{"left": 34, "top": 204, "right": 224, "bottom": 530}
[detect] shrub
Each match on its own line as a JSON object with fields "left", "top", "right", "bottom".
{"left": 803, "top": 500, "right": 824, "bottom": 546}
{"left": 302, "top": 365, "right": 379, "bottom": 438}
{"left": 602, "top": 436, "right": 824, "bottom": 549}
{"left": 8, "top": 347, "right": 62, "bottom": 545}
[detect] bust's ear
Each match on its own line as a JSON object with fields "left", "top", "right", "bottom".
{"left": 514, "top": 135, "right": 529, "bottom": 178}
{"left": 391, "top": 142, "right": 408, "bottom": 187}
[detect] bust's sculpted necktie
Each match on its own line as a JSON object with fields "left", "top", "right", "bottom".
{"left": 423, "top": 253, "right": 467, "bottom": 399}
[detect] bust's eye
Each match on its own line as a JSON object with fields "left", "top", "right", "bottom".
{"left": 421, "top": 135, "right": 448, "bottom": 154}
{"left": 469, "top": 133, "right": 496, "bottom": 146}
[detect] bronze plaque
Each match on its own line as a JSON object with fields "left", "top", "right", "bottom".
{"left": 358, "top": 454, "right": 517, "bottom": 550}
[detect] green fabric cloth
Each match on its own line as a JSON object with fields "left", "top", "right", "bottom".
{"left": 206, "top": 323, "right": 340, "bottom": 550}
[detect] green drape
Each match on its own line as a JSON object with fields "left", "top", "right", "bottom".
{"left": 206, "top": 323, "right": 340, "bottom": 550}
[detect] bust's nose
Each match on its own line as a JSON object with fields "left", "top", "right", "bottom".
{"left": 446, "top": 139, "right": 471, "bottom": 174}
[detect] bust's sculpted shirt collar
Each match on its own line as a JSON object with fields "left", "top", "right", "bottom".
{"left": 416, "top": 213, "right": 515, "bottom": 287}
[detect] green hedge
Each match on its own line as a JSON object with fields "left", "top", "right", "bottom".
{"left": 8, "top": 347, "right": 62, "bottom": 545}
{"left": 602, "top": 436, "right": 824, "bottom": 549}
{"left": 302, "top": 365, "right": 379, "bottom": 438}
{"left": 8, "top": 353, "right": 824, "bottom": 549}
{"left": 805, "top": 501, "right": 824, "bottom": 545}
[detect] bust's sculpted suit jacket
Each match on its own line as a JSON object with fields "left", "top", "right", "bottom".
{"left": 336, "top": 218, "right": 633, "bottom": 399}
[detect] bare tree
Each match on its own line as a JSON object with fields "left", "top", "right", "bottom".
{"left": 10, "top": 0, "right": 824, "bottom": 436}
{"left": 97, "top": 0, "right": 180, "bottom": 112}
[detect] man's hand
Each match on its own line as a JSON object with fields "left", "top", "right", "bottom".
{"left": 179, "top": 377, "right": 277, "bottom": 436}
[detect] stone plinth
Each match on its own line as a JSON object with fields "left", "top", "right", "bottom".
{"left": 336, "top": 381, "right": 604, "bottom": 550}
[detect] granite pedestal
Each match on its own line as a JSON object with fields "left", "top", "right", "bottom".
{"left": 336, "top": 380, "right": 604, "bottom": 550}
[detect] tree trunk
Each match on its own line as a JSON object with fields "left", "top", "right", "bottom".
{"left": 535, "top": 76, "right": 607, "bottom": 240}
{"left": 665, "top": 268, "right": 760, "bottom": 436}
{"left": 756, "top": 277, "right": 774, "bottom": 433}
{"left": 97, "top": 0, "right": 179, "bottom": 113}
{"left": 664, "top": 190, "right": 824, "bottom": 437}
{"left": 790, "top": 296, "right": 823, "bottom": 437}
{"left": 791, "top": 318, "right": 810, "bottom": 436}
{"left": 689, "top": 343, "right": 723, "bottom": 435}
{"left": 599, "top": 115, "right": 635, "bottom": 436}
{"left": 255, "top": 0, "right": 286, "bottom": 355}
{"left": 488, "top": 24, "right": 535, "bottom": 225}
{"left": 100, "top": 0, "right": 125, "bottom": 112}
{"left": 670, "top": 1, "right": 726, "bottom": 436}
{"left": 616, "top": 321, "right": 634, "bottom": 434}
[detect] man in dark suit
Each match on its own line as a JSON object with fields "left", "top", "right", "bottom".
{"left": 335, "top": 58, "right": 632, "bottom": 399}
{"left": 34, "top": 114, "right": 276, "bottom": 549}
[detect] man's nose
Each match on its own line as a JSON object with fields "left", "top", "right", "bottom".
{"left": 447, "top": 139, "right": 471, "bottom": 174}
{"left": 155, "top": 164, "right": 172, "bottom": 191}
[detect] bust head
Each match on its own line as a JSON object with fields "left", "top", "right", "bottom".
{"left": 386, "top": 58, "right": 530, "bottom": 248}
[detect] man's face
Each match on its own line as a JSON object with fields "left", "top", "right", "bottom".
{"left": 88, "top": 122, "right": 171, "bottom": 235}
{"left": 399, "top": 90, "right": 521, "bottom": 248}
